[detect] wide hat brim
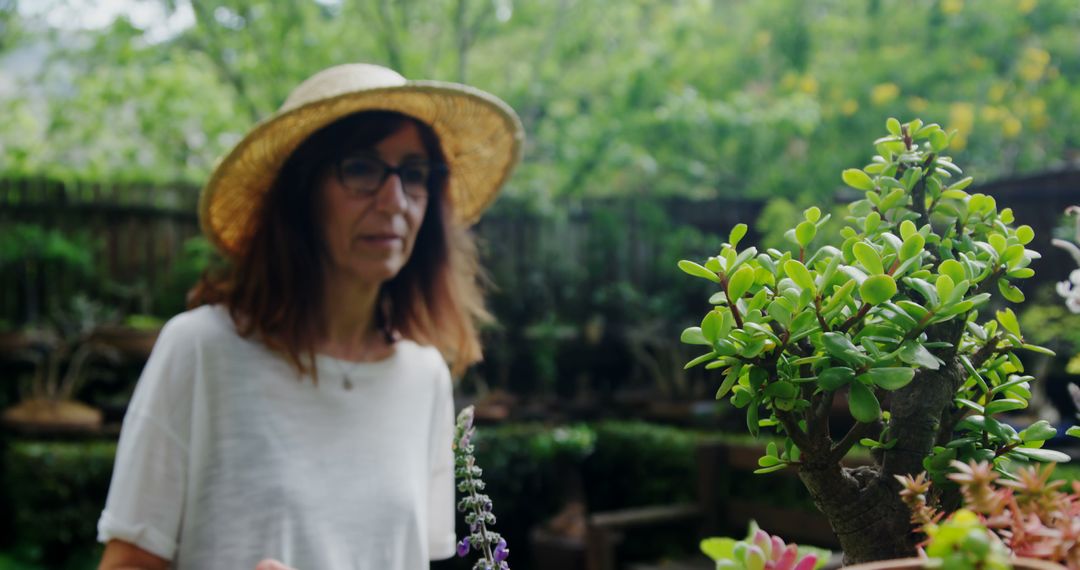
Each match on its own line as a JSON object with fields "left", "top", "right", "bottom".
{"left": 200, "top": 78, "right": 524, "bottom": 258}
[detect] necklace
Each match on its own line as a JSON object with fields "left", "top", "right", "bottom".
{"left": 321, "top": 334, "right": 387, "bottom": 390}
{"left": 327, "top": 357, "right": 364, "bottom": 390}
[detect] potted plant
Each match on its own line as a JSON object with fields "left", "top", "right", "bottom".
{"left": 2, "top": 296, "right": 120, "bottom": 431}
{"left": 700, "top": 521, "right": 830, "bottom": 569}
{"left": 678, "top": 118, "right": 1079, "bottom": 564}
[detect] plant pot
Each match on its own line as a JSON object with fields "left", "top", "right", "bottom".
{"left": 2, "top": 398, "right": 103, "bottom": 432}
{"left": 844, "top": 557, "right": 1066, "bottom": 569}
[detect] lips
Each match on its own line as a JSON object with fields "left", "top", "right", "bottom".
{"left": 357, "top": 233, "right": 404, "bottom": 248}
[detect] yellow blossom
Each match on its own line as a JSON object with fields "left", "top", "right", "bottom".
{"left": 949, "top": 102, "right": 976, "bottom": 150}
{"left": 908, "top": 97, "right": 929, "bottom": 113}
{"left": 799, "top": 75, "right": 819, "bottom": 95}
{"left": 1018, "top": 0, "right": 1037, "bottom": 14}
{"left": 753, "top": 31, "right": 771, "bottom": 51}
{"left": 942, "top": 0, "right": 964, "bottom": 15}
{"left": 1027, "top": 97, "right": 1046, "bottom": 117}
{"left": 841, "top": 99, "right": 859, "bottom": 116}
{"left": 1018, "top": 46, "right": 1050, "bottom": 82}
{"left": 871, "top": 83, "right": 900, "bottom": 105}
{"left": 988, "top": 84, "right": 1007, "bottom": 103}
{"left": 1002, "top": 115, "right": 1022, "bottom": 138}
{"left": 981, "top": 105, "right": 1004, "bottom": 123}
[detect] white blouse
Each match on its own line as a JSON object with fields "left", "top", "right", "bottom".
{"left": 98, "top": 305, "right": 456, "bottom": 570}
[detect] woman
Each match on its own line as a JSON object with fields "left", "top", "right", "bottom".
{"left": 96, "top": 63, "right": 523, "bottom": 570}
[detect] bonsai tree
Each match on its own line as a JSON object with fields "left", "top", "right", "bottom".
{"left": 679, "top": 118, "right": 1078, "bottom": 563}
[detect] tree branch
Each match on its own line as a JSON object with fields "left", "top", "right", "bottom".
{"left": 828, "top": 421, "right": 877, "bottom": 464}
{"left": 775, "top": 409, "right": 812, "bottom": 452}
{"left": 909, "top": 154, "right": 935, "bottom": 228}
{"left": 188, "top": 1, "right": 262, "bottom": 123}
{"left": 838, "top": 302, "right": 871, "bottom": 333}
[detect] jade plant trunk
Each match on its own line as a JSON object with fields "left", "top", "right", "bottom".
{"left": 678, "top": 118, "right": 1078, "bottom": 563}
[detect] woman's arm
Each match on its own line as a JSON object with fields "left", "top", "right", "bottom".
{"left": 98, "top": 539, "right": 170, "bottom": 570}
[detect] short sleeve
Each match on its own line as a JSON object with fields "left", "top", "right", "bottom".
{"left": 97, "top": 315, "right": 198, "bottom": 560}
{"left": 427, "top": 363, "right": 457, "bottom": 560}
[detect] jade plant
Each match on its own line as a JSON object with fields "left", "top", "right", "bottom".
{"left": 678, "top": 118, "right": 1078, "bottom": 563}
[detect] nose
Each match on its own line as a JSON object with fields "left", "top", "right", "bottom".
{"left": 373, "top": 172, "right": 408, "bottom": 213}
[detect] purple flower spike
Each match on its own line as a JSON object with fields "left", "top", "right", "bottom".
{"left": 457, "top": 537, "right": 471, "bottom": 557}
{"left": 494, "top": 538, "right": 509, "bottom": 562}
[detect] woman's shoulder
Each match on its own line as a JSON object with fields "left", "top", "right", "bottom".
{"left": 394, "top": 339, "right": 450, "bottom": 373}
{"left": 156, "top": 304, "right": 240, "bottom": 350}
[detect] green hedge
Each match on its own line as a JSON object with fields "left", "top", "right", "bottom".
{"left": 4, "top": 441, "right": 114, "bottom": 569}
{"left": 2, "top": 422, "right": 822, "bottom": 570}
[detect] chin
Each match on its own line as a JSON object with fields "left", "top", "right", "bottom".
{"left": 348, "top": 260, "right": 405, "bottom": 284}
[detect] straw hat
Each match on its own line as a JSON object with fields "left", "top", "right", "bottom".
{"left": 199, "top": 63, "right": 525, "bottom": 257}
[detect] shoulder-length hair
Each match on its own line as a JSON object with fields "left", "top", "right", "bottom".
{"left": 189, "top": 111, "right": 491, "bottom": 378}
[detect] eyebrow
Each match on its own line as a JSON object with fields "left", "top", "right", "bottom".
{"left": 343, "top": 151, "right": 431, "bottom": 163}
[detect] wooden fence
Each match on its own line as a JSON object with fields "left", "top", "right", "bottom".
{"left": 0, "top": 177, "right": 202, "bottom": 323}
{"left": 2, "top": 169, "right": 1079, "bottom": 326}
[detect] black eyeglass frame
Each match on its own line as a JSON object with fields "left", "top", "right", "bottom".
{"left": 333, "top": 154, "right": 449, "bottom": 201}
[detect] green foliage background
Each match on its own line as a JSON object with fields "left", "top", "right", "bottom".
{"left": 1, "top": 0, "right": 1078, "bottom": 204}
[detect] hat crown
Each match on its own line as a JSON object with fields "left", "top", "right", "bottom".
{"left": 280, "top": 63, "right": 408, "bottom": 113}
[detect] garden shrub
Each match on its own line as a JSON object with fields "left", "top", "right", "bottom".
{"left": 4, "top": 440, "right": 114, "bottom": 568}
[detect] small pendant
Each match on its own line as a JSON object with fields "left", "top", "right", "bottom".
{"left": 343, "top": 377, "right": 353, "bottom": 390}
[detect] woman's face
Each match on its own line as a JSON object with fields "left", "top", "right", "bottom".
{"left": 318, "top": 121, "right": 432, "bottom": 287}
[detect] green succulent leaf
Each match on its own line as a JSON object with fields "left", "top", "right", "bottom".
{"left": 796, "top": 221, "right": 817, "bottom": 248}
{"left": 753, "top": 463, "right": 789, "bottom": 474}
{"left": 783, "top": 259, "right": 817, "bottom": 293}
{"left": 930, "top": 129, "right": 949, "bottom": 152}
{"left": 860, "top": 274, "right": 897, "bottom": 305}
{"left": 984, "top": 399, "right": 1027, "bottom": 415}
{"left": 1010, "top": 447, "right": 1071, "bottom": 463}
{"left": 700, "top": 538, "right": 737, "bottom": 563}
{"left": 860, "top": 367, "right": 916, "bottom": 390}
{"left": 848, "top": 381, "right": 881, "bottom": 423}
{"left": 818, "top": 366, "right": 855, "bottom": 391}
{"left": 822, "top": 332, "right": 870, "bottom": 365}
{"left": 853, "top": 241, "right": 884, "bottom": 275}
{"left": 938, "top": 259, "right": 966, "bottom": 284}
{"left": 1015, "top": 225, "right": 1035, "bottom": 245}
{"left": 955, "top": 399, "right": 984, "bottom": 414}
{"left": 728, "top": 265, "right": 755, "bottom": 300}
{"left": 843, "top": 169, "right": 875, "bottom": 191}
{"left": 681, "top": 327, "right": 709, "bottom": 346}
{"left": 898, "top": 342, "right": 941, "bottom": 370}
{"left": 686, "top": 351, "right": 718, "bottom": 369}
{"left": 998, "top": 278, "right": 1025, "bottom": 303}
{"left": 995, "top": 308, "right": 1021, "bottom": 338}
{"left": 764, "top": 380, "right": 799, "bottom": 399}
{"left": 900, "top": 233, "right": 925, "bottom": 261}
{"left": 729, "top": 224, "right": 749, "bottom": 248}
{"left": 886, "top": 117, "right": 902, "bottom": 136}
{"left": 679, "top": 260, "right": 722, "bottom": 283}
{"left": 1018, "top": 421, "right": 1057, "bottom": 443}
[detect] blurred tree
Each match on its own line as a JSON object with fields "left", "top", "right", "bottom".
{"left": 1, "top": 0, "right": 1078, "bottom": 202}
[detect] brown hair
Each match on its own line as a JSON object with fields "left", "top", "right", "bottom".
{"left": 189, "top": 111, "right": 491, "bottom": 377}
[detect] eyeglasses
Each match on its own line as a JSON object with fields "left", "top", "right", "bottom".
{"left": 335, "top": 154, "right": 446, "bottom": 201}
